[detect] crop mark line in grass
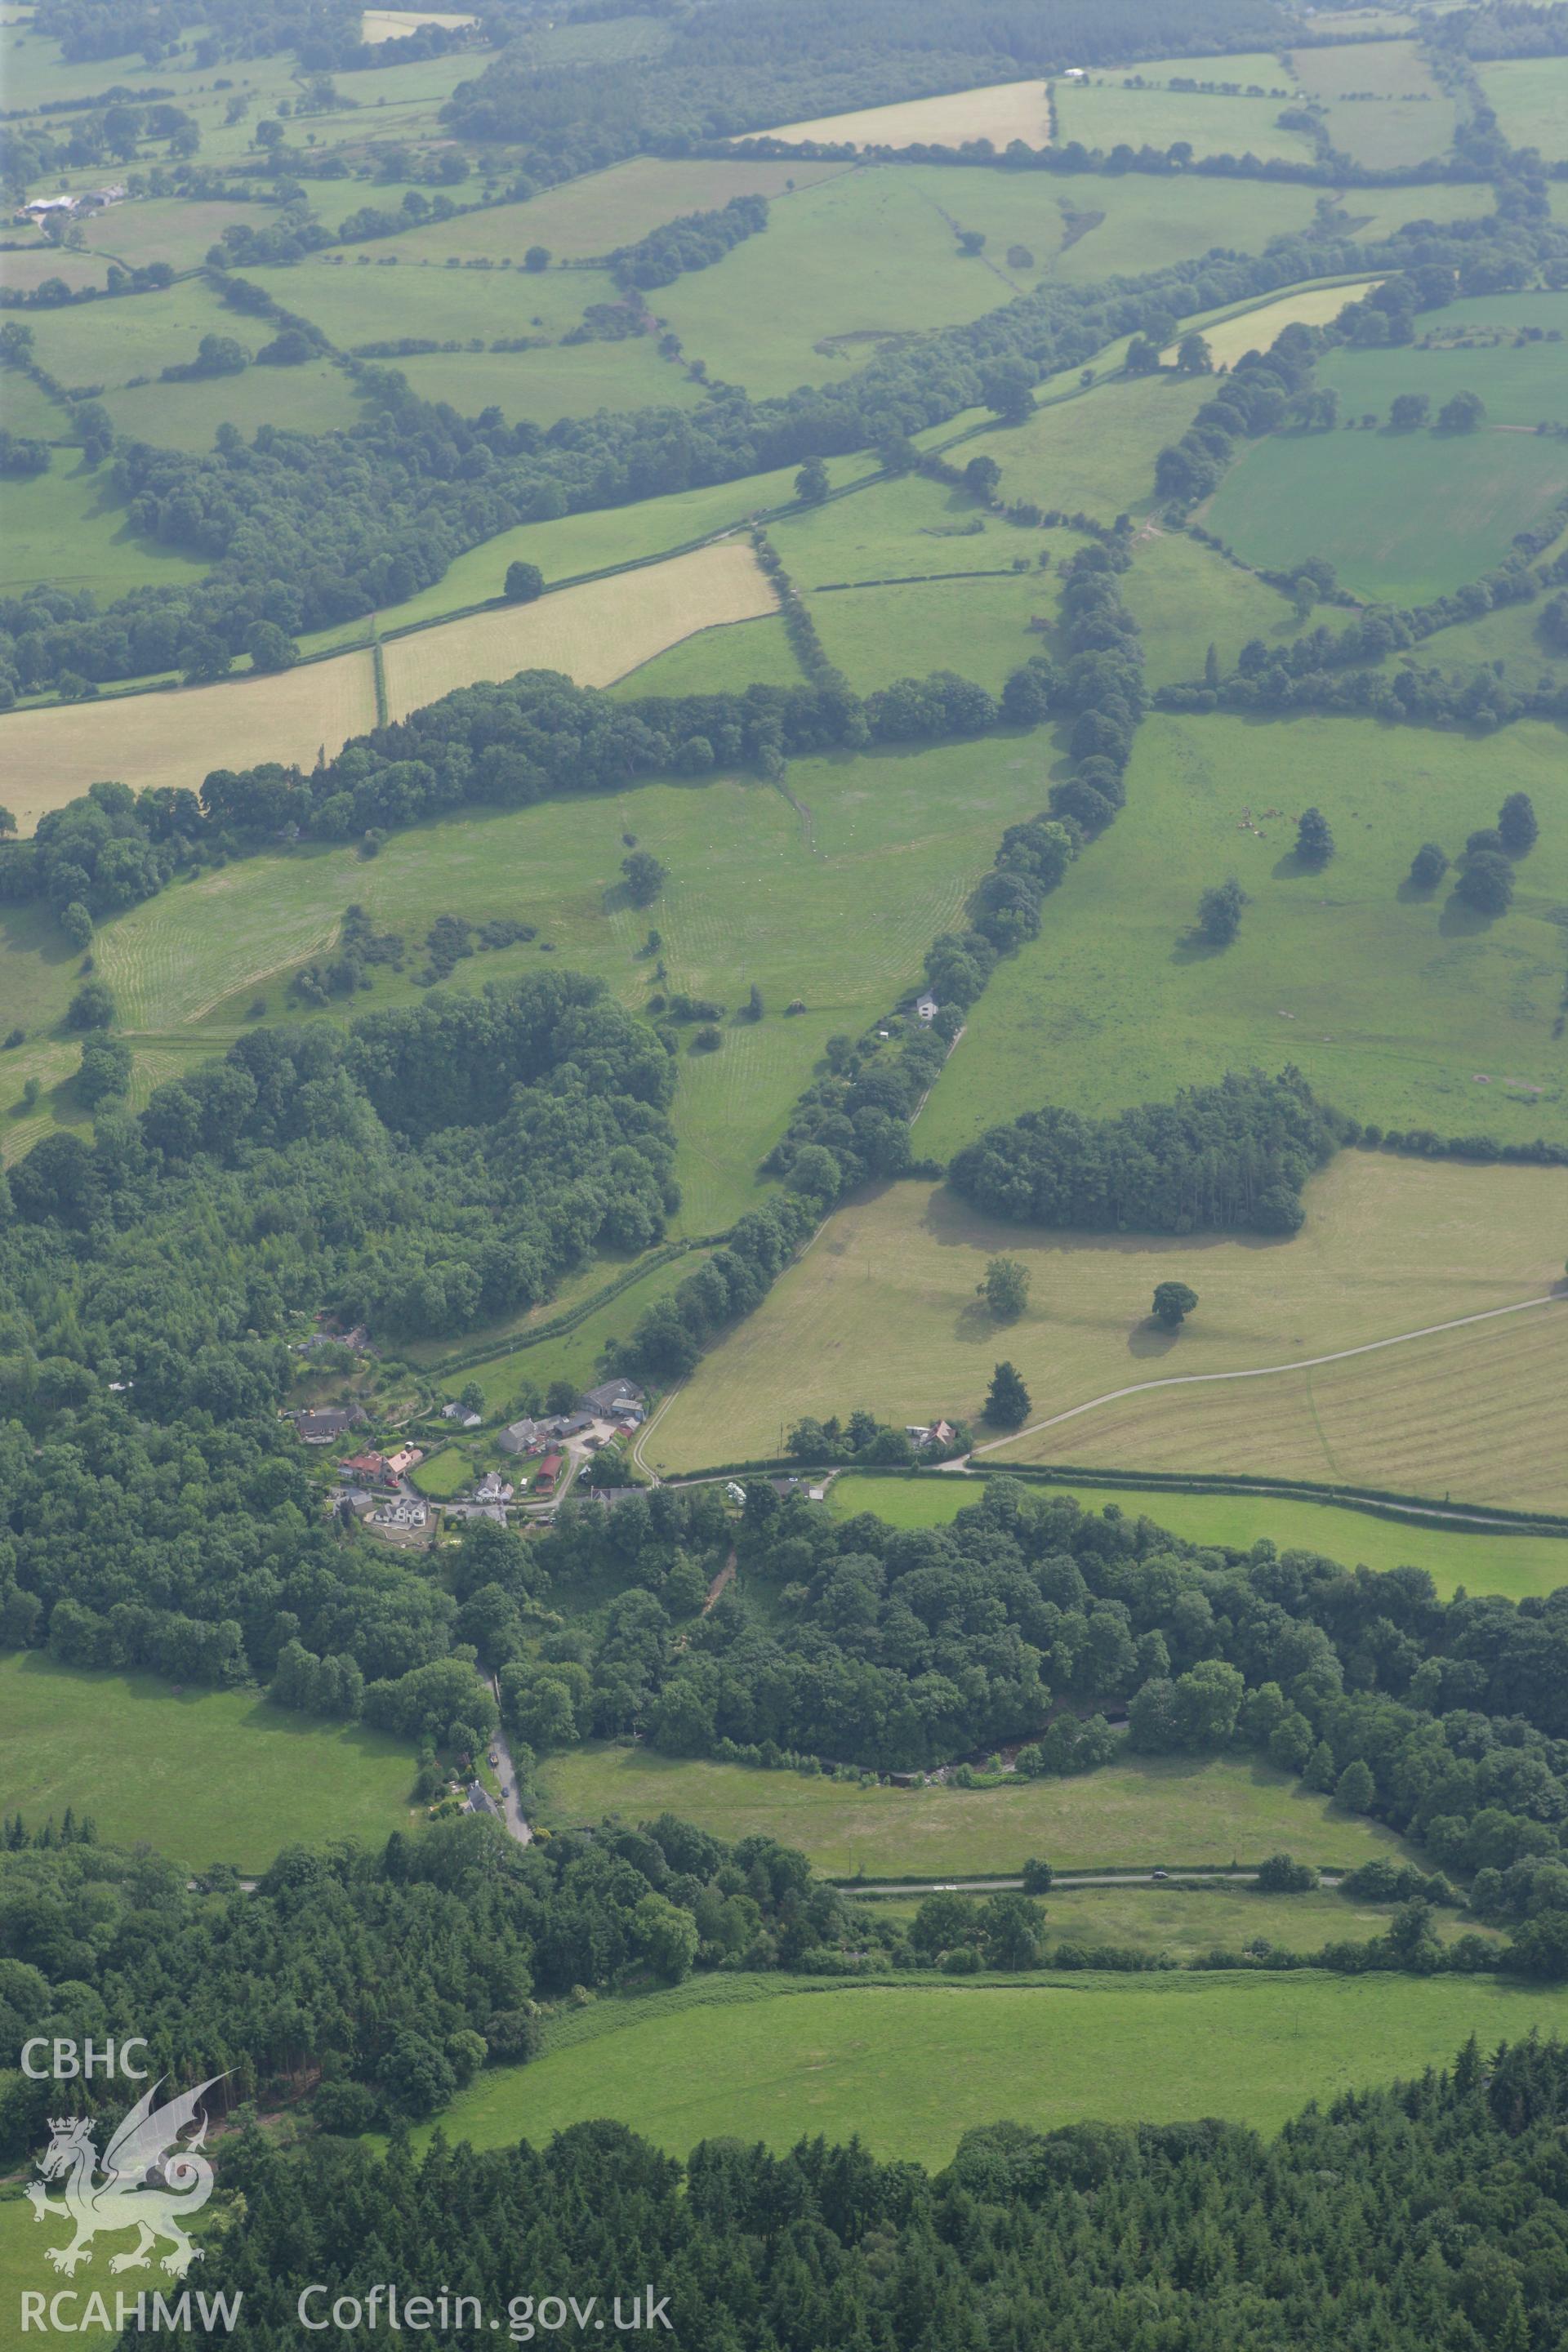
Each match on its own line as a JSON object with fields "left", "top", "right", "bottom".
{"left": 973, "top": 1293, "right": 1566, "bottom": 1456}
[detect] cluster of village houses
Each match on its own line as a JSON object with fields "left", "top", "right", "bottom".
{"left": 288, "top": 1376, "right": 648, "bottom": 1530}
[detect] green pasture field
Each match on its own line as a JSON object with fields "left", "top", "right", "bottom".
{"left": 431, "top": 1247, "right": 717, "bottom": 1411}
{"left": 1387, "top": 586, "right": 1568, "bottom": 684}
{"left": 0, "top": 247, "right": 112, "bottom": 295}
{"left": 808, "top": 572, "right": 1059, "bottom": 693}
{"left": 612, "top": 613, "right": 804, "bottom": 696}
{"left": 376, "top": 158, "right": 854, "bottom": 265}
{"left": 989, "top": 372, "right": 1214, "bottom": 520}
{"left": 0, "top": 447, "right": 210, "bottom": 602}
{"left": 423, "top": 1970, "right": 1568, "bottom": 2167}
{"left": 1122, "top": 52, "right": 1299, "bottom": 91}
{"left": 865, "top": 1881, "right": 1500, "bottom": 1958}
{"left": 648, "top": 1152, "right": 1567, "bottom": 1491}
{"left": 1052, "top": 79, "right": 1319, "bottom": 164}
{"left": 23, "top": 276, "right": 269, "bottom": 394}
{"left": 538, "top": 1743, "right": 1416, "bottom": 1877}
{"left": 991, "top": 1293, "right": 1568, "bottom": 1517}
{"left": 1179, "top": 279, "right": 1381, "bottom": 370}
{"left": 0, "top": 24, "right": 207, "bottom": 109}
{"left": 918, "top": 709, "right": 1568, "bottom": 1153}
{"left": 79, "top": 195, "right": 266, "bottom": 273}
{"left": 0, "top": 1650, "right": 418, "bottom": 1870}
{"left": 825, "top": 1475, "right": 1568, "bottom": 1603}
{"left": 1121, "top": 528, "right": 1298, "bottom": 687}
{"left": 0, "top": 2197, "right": 118, "bottom": 2341}
{"left": 392, "top": 339, "right": 705, "bottom": 428}
{"left": 1477, "top": 58, "right": 1568, "bottom": 159}
{"left": 49, "top": 735, "right": 1049, "bottom": 1230}
{"left": 0, "top": 369, "right": 67, "bottom": 437}
{"left": 1327, "top": 181, "right": 1495, "bottom": 239}
{"left": 652, "top": 169, "right": 1062, "bottom": 403}
{"left": 1318, "top": 291, "right": 1568, "bottom": 428}
{"left": 244, "top": 253, "right": 612, "bottom": 350}
{"left": 1288, "top": 39, "right": 1456, "bottom": 169}
{"left": 297, "top": 452, "right": 879, "bottom": 653}
{"left": 102, "top": 357, "right": 364, "bottom": 453}
{"left": 1045, "top": 173, "right": 1321, "bottom": 285}
{"left": 771, "top": 466, "right": 1069, "bottom": 585}
{"left": 1203, "top": 421, "right": 1568, "bottom": 604}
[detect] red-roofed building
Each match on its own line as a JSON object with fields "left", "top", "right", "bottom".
{"left": 533, "top": 1452, "right": 565, "bottom": 1490}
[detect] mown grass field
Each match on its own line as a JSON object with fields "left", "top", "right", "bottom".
{"left": 380, "top": 540, "right": 776, "bottom": 715}
{"left": 1044, "top": 174, "right": 1321, "bottom": 284}
{"left": 1287, "top": 38, "right": 1456, "bottom": 169}
{"left": 0, "top": 1651, "right": 417, "bottom": 1869}
{"left": 772, "top": 464, "right": 1062, "bottom": 581}
{"left": 245, "top": 253, "right": 612, "bottom": 350}
{"left": 997, "top": 1297, "right": 1568, "bottom": 1516}
{"left": 300, "top": 453, "right": 878, "bottom": 652}
{"left": 1477, "top": 57, "right": 1568, "bottom": 159}
{"left": 754, "top": 79, "right": 1054, "bottom": 150}
{"left": 1204, "top": 422, "right": 1568, "bottom": 604}
{"left": 916, "top": 710, "right": 1568, "bottom": 1156}
{"left": 1166, "top": 278, "right": 1379, "bottom": 369}
{"left": 0, "top": 648, "right": 377, "bottom": 832}
{"left": 0, "top": 448, "right": 210, "bottom": 607}
{"left": 0, "top": 246, "right": 111, "bottom": 294}
{"left": 1052, "top": 80, "right": 1319, "bottom": 164}
{"left": 428, "top": 1970, "right": 1568, "bottom": 2167}
{"left": 825, "top": 1474, "right": 1568, "bottom": 1601}
{"left": 0, "top": 2196, "right": 118, "bottom": 2341}
{"left": 79, "top": 194, "right": 263, "bottom": 272}
{"left": 989, "top": 372, "right": 1214, "bottom": 520}
{"left": 379, "top": 158, "right": 852, "bottom": 266}
{"left": 649, "top": 1153, "right": 1566, "bottom": 1491}
{"left": 538, "top": 1744, "right": 1414, "bottom": 1876}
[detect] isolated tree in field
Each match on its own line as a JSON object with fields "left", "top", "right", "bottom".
{"left": 1151, "top": 1281, "right": 1198, "bottom": 1330}
{"left": 743, "top": 982, "right": 764, "bottom": 1022}
{"left": 1290, "top": 573, "right": 1319, "bottom": 621}
{"left": 1408, "top": 841, "right": 1448, "bottom": 890}
{"left": 244, "top": 619, "right": 296, "bottom": 671}
{"left": 956, "top": 227, "right": 986, "bottom": 256}
{"left": 1455, "top": 849, "right": 1512, "bottom": 914}
{"left": 985, "top": 1361, "right": 1031, "bottom": 1428}
{"left": 979, "top": 1256, "right": 1031, "bottom": 1321}
{"left": 1196, "top": 877, "right": 1247, "bottom": 947}
{"left": 794, "top": 456, "right": 828, "bottom": 503}
{"left": 1295, "top": 806, "right": 1334, "bottom": 866}
{"left": 692, "top": 1025, "right": 722, "bottom": 1053}
{"left": 1124, "top": 334, "right": 1162, "bottom": 376}
{"left": 523, "top": 245, "right": 550, "bottom": 271}
{"left": 1498, "top": 791, "right": 1538, "bottom": 854}
{"left": 1336, "top": 1758, "right": 1375, "bottom": 1813}
{"left": 77, "top": 1036, "right": 131, "bottom": 1106}
{"left": 1006, "top": 243, "right": 1035, "bottom": 269}
{"left": 1388, "top": 391, "right": 1429, "bottom": 430}
{"left": 1175, "top": 332, "right": 1213, "bottom": 375}
{"left": 964, "top": 453, "right": 1001, "bottom": 501}
{"left": 1437, "top": 389, "right": 1485, "bottom": 432}
{"left": 65, "top": 979, "right": 116, "bottom": 1031}
{"left": 1021, "top": 1856, "right": 1053, "bottom": 1893}
{"left": 504, "top": 559, "right": 543, "bottom": 602}
{"left": 621, "top": 849, "right": 667, "bottom": 906}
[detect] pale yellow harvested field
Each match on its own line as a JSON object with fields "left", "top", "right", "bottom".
{"left": 749, "top": 79, "right": 1053, "bottom": 154}
{"left": 361, "top": 7, "right": 474, "bottom": 39}
{"left": 0, "top": 653, "right": 378, "bottom": 833}
{"left": 379, "top": 541, "right": 777, "bottom": 719}
{"left": 648, "top": 1156, "right": 1568, "bottom": 1510}
{"left": 995, "top": 1301, "right": 1568, "bottom": 1516}
{"left": 1164, "top": 280, "right": 1379, "bottom": 368}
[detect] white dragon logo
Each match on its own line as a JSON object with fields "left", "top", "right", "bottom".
{"left": 26, "top": 2075, "right": 225, "bottom": 2278}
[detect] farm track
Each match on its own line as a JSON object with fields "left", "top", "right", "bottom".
{"left": 977, "top": 1292, "right": 1566, "bottom": 1459}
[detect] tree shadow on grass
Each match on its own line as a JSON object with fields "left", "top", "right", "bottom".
{"left": 1126, "top": 1318, "right": 1182, "bottom": 1361}
{"left": 1169, "top": 929, "right": 1233, "bottom": 965}
{"left": 1437, "top": 893, "right": 1502, "bottom": 938}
